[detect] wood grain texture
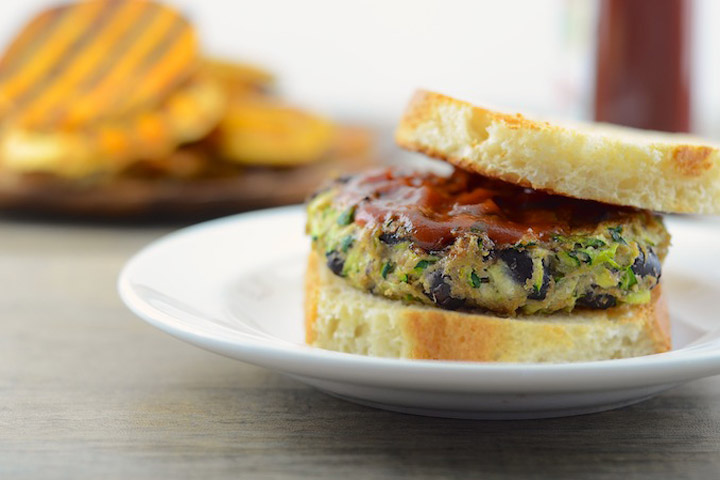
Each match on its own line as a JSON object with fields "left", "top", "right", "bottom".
{"left": 0, "top": 218, "right": 719, "bottom": 479}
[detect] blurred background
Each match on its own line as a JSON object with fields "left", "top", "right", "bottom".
{"left": 0, "top": 0, "right": 716, "bottom": 218}
{"left": 0, "top": 0, "right": 705, "bottom": 134}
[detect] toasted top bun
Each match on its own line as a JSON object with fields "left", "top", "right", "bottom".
{"left": 395, "top": 90, "right": 720, "bottom": 214}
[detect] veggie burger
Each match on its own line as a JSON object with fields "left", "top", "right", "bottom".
{"left": 305, "top": 90, "right": 720, "bottom": 362}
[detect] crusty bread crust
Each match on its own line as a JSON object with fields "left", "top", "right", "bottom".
{"left": 305, "top": 251, "right": 671, "bottom": 362}
{"left": 395, "top": 90, "right": 720, "bottom": 214}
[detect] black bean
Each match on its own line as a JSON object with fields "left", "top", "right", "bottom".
{"left": 379, "top": 232, "right": 405, "bottom": 245}
{"left": 426, "top": 271, "right": 466, "bottom": 310}
{"left": 498, "top": 248, "right": 534, "bottom": 284}
{"left": 631, "top": 247, "right": 661, "bottom": 279}
{"left": 576, "top": 293, "right": 617, "bottom": 309}
{"left": 325, "top": 251, "right": 345, "bottom": 276}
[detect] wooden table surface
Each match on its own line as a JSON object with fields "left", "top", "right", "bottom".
{"left": 2, "top": 217, "right": 720, "bottom": 479}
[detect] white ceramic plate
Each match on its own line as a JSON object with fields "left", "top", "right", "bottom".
{"left": 119, "top": 206, "right": 720, "bottom": 419}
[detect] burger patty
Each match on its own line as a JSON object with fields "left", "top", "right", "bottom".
{"left": 306, "top": 168, "right": 670, "bottom": 315}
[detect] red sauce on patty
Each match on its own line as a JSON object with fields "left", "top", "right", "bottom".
{"left": 335, "top": 168, "right": 636, "bottom": 251}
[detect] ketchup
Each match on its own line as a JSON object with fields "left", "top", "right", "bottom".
{"left": 336, "top": 168, "right": 632, "bottom": 251}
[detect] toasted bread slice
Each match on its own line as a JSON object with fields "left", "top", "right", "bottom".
{"left": 305, "top": 250, "right": 671, "bottom": 362}
{"left": 395, "top": 90, "right": 720, "bottom": 214}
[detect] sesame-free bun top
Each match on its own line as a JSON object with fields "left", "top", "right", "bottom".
{"left": 395, "top": 90, "right": 720, "bottom": 214}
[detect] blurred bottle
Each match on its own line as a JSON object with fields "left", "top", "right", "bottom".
{"left": 594, "top": 0, "right": 690, "bottom": 132}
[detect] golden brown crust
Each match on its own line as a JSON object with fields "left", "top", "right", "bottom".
{"left": 400, "top": 287, "right": 669, "bottom": 361}
{"left": 305, "top": 251, "right": 321, "bottom": 345}
{"left": 305, "top": 251, "right": 671, "bottom": 362}
{"left": 671, "top": 145, "right": 714, "bottom": 177}
{"left": 646, "top": 287, "right": 672, "bottom": 352}
{"left": 396, "top": 90, "right": 720, "bottom": 214}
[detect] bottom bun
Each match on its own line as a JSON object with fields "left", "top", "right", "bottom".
{"left": 305, "top": 250, "right": 671, "bottom": 362}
